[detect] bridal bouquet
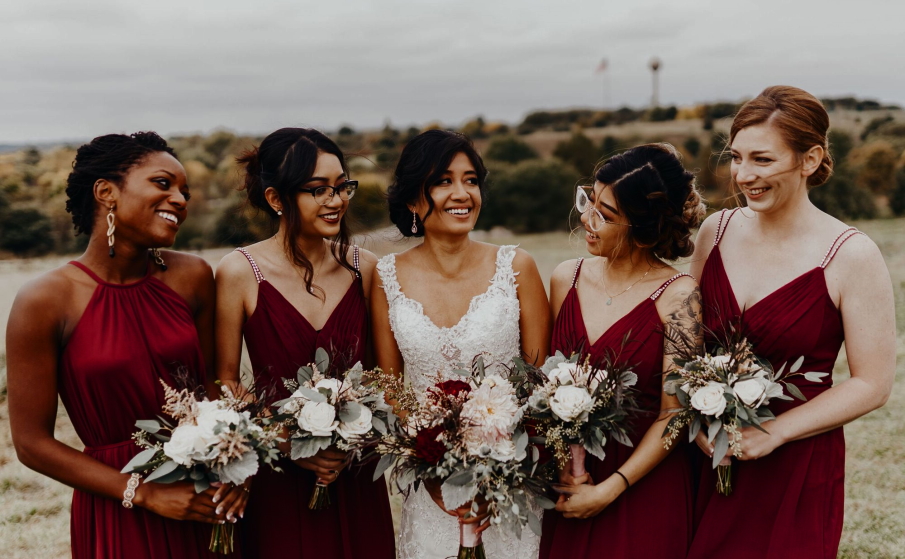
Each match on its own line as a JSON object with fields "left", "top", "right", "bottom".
{"left": 662, "top": 332, "right": 825, "bottom": 495}
{"left": 513, "top": 351, "right": 638, "bottom": 480}
{"left": 274, "top": 348, "right": 397, "bottom": 510}
{"left": 122, "top": 377, "right": 283, "bottom": 553}
{"left": 370, "top": 358, "right": 551, "bottom": 559}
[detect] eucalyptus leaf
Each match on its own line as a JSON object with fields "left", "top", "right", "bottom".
{"left": 783, "top": 382, "right": 807, "bottom": 401}
{"left": 445, "top": 468, "right": 475, "bottom": 487}
{"left": 339, "top": 401, "right": 363, "bottom": 423}
{"left": 803, "top": 372, "right": 829, "bottom": 382}
{"left": 314, "top": 348, "right": 330, "bottom": 374}
{"left": 528, "top": 511, "right": 543, "bottom": 536}
{"left": 534, "top": 494, "right": 556, "bottom": 510}
{"left": 706, "top": 418, "right": 722, "bottom": 443}
{"left": 689, "top": 416, "right": 701, "bottom": 442}
{"left": 120, "top": 448, "right": 159, "bottom": 474}
{"left": 297, "top": 366, "right": 313, "bottom": 384}
{"left": 586, "top": 437, "right": 606, "bottom": 461}
{"left": 193, "top": 479, "right": 209, "bottom": 494}
{"left": 676, "top": 388, "right": 688, "bottom": 407}
{"left": 789, "top": 355, "right": 805, "bottom": 373}
{"left": 371, "top": 416, "right": 387, "bottom": 435}
{"left": 610, "top": 429, "right": 631, "bottom": 448}
{"left": 299, "top": 387, "right": 327, "bottom": 403}
{"left": 441, "top": 480, "right": 477, "bottom": 511}
{"left": 514, "top": 429, "right": 529, "bottom": 455}
{"left": 372, "top": 454, "right": 395, "bottom": 482}
{"left": 135, "top": 419, "right": 162, "bottom": 434}
{"left": 291, "top": 436, "right": 332, "bottom": 460}
{"left": 151, "top": 466, "right": 189, "bottom": 485}
{"left": 145, "top": 459, "right": 180, "bottom": 482}
{"left": 712, "top": 429, "right": 729, "bottom": 469}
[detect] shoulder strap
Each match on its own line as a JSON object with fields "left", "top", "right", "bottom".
{"left": 713, "top": 208, "right": 742, "bottom": 247}
{"left": 352, "top": 245, "right": 361, "bottom": 279}
{"left": 68, "top": 261, "right": 105, "bottom": 284}
{"left": 650, "top": 273, "right": 693, "bottom": 301}
{"left": 820, "top": 227, "right": 864, "bottom": 269}
{"left": 235, "top": 247, "right": 264, "bottom": 283}
{"left": 376, "top": 254, "right": 401, "bottom": 301}
{"left": 570, "top": 258, "right": 584, "bottom": 289}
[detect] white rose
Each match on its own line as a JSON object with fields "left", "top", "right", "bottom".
{"left": 195, "top": 401, "right": 243, "bottom": 439}
{"left": 297, "top": 401, "right": 338, "bottom": 436}
{"left": 689, "top": 382, "right": 727, "bottom": 417}
{"left": 163, "top": 424, "right": 208, "bottom": 465}
{"left": 549, "top": 385, "right": 593, "bottom": 422}
{"left": 549, "top": 362, "right": 581, "bottom": 385}
{"left": 489, "top": 439, "right": 517, "bottom": 462}
{"left": 733, "top": 378, "right": 767, "bottom": 407}
{"left": 215, "top": 449, "right": 260, "bottom": 485}
{"left": 314, "top": 378, "right": 343, "bottom": 403}
{"left": 337, "top": 405, "right": 373, "bottom": 440}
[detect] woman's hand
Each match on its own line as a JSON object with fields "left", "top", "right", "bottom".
{"left": 293, "top": 447, "right": 350, "bottom": 485}
{"left": 694, "top": 430, "right": 731, "bottom": 466}
{"left": 133, "top": 481, "right": 225, "bottom": 524}
{"left": 695, "top": 423, "right": 785, "bottom": 464}
{"left": 554, "top": 477, "right": 623, "bottom": 519}
{"left": 457, "top": 496, "right": 492, "bottom": 535}
{"left": 558, "top": 464, "right": 592, "bottom": 487}
{"left": 210, "top": 479, "right": 253, "bottom": 522}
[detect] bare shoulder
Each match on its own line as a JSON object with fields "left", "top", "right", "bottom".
{"left": 659, "top": 274, "right": 701, "bottom": 304}
{"left": 9, "top": 264, "right": 81, "bottom": 327}
{"left": 695, "top": 211, "right": 724, "bottom": 250}
{"left": 509, "top": 246, "right": 539, "bottom": 273}
{"left": 655, "top": 274, "right": 702, "bottom": 321}
{"left": 550, "top": 258, "right": 580, "bottom": 290}
{"left": 826, "top": 230, "right": 886, "bottom": 280}
{"left": 215, "top": 249, "right": 254, "bottom": 280}
{"left": 161, "top": 250, "right": 213, "bottom": 281}
{"left": 353, "top": 246, "right": 379, "bottom": 270}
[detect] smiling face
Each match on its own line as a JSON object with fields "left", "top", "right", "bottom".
{"left": 415, "top": 152, "right": 481, "bottom": 238}
{"left": 581, "top": 181, "right": 630, "bottom": 257}
{"left": 106, "top": 151, "right": 189, "bottom": 248}
{"left": 730, "top": 122, "right": 815, "bottom": 213}
{"left": 291, "top": 151, "right": 349, "bottom": 239}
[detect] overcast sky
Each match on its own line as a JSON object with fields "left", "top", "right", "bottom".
{"left": 2, "top": 0, "right": 903, "bottom": 143}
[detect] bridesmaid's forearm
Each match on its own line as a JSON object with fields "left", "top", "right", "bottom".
{"left": 614, "top": 414, "right": 677, "bottom": 489}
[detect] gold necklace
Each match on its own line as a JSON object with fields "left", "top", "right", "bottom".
{"left": 600, "top": 262, "right": 654, "bottom": 306}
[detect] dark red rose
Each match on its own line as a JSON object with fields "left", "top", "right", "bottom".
{"left": 435, "top": 380, "right": 472, "bottom": 398}
{"left": 414, "top": 425, "right": 447, "bottom": 464}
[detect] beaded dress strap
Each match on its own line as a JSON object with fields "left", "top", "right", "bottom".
{"left": 819, "top": 228, "right": 864, "bottom": 269}
{"left": 235, "top": 247, "right": 264, "bottom": 283}
{"left": 570, "top": 258, "right": 584, "bottom": 288}
{"left": 650, "top": 273, "right": 693, "bottom": 301}
{"left": 352, "top": 245, "right": 362, "bottom": 279}
{"left": 713, "top": 208, "right": 742, "bottom": 247}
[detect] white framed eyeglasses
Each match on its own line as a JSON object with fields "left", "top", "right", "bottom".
{"left": 575, "top": 186, "right": 631, "bottom": 232}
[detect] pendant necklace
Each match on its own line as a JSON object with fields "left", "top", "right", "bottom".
{"left": 601, "top": 262, "right": 654, "bottom": 305}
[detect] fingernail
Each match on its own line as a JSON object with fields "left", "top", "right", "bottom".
{"left": 240, "top": 511, "right": 244, "bottom": 519}
{"left": 219, "top": 520, "right": 226, "bottom": 525}
{"left": 227, "top": 513, "right": 234, "bottom": 522}
{"left": 212, "top": 496, "right": 219, "bottom": 504}
{"left": 330, "top": 470, "right": 337, "bottom": 474}
{"left": 216, "top": 506, "right": 223, "bottom": 515}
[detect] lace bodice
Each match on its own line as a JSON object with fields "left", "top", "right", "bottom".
{"left": 376, "top": 244, "right": 540, "bottom": 559}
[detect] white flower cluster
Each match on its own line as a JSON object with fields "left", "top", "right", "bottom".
{"left": 459, "top": 375, "right": 523, "bottom": 462}
{"left": 681, "top": 354, "right": 784, "bottom": 417}
{"left": 541, "top": 361, "right": 605, "bottom": 423}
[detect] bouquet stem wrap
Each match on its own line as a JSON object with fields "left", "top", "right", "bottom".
{"left": 457, "top": 521, "right": 486, "bottom": 559}
{"left": 570, "top": 444, "right": 587, "bottom": 478}
{"left": 309, "top": 480, "right": 331, "bottom": 510}
{"left": 209, "top": 524, "right": 234, "bottom": 554}
{"left": 716, "top": 464, "right": 733, "bottom": 496}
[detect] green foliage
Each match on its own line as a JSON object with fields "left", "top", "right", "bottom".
{"left": 856, "top": 142, "right": 898, "bottom": 195}
{"left": 516, "top": 108, "right": 643, "bottom": 135}
{"left": 461, "top": 116, "right": 488, "bottom": 139}
{"left": 861, "top": 116, "right": 894, "bottom": 141}
{"left": 828, "top": 130, "right": 854, "bottom": 161}
{"left": 22, "top": 147, "right": 41, "bottom": 166}
{"left": 478, "top": 160, "right": 577, "bottom": 233}
{"left": 684, "top": 137, "right": 702, "bottom": 157}
{"left": 348, "top": 183, "right": 389, "bottom": 230}
{"left": 484, "top": 136, "right": 538, "bottom": 164}
{"left": 809, "top": 168, "right": 877, "bottom": 220}
{"left": 890, "top": 168, "right": 905, "bottom": 217}
{"left": 647, "top": 106, "right": 678, "bottom": 122}
{"left": 553, "top": 133, "right": 601, "bottom": 174}
{"left": 213, "top": 200, "right": 273, "bottom": 247}
{"left": 601, "top": 135, "right": 621, "bottom": 156}
{"left": 0, "top": 208, "right": 54, "bottom": 255}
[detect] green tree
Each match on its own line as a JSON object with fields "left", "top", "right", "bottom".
{"left": 484, "top": 136, "right": 538, "bottom": 164}
{"left": 827, "top": 130, "right": 854, "bottom": 162}
{"left": 683, "top": 137, "right": 702, "bottom": 157}
{"left": 348, "top": 183, "right": 389, "bottom": 230}
{"left": 461, "top": 116, "right": 488, "bottom": 139}
{"left": 0, "top": 208, "right": 54, "bottom": 255}
{"left": 601, "top": 135, "right": 620, "bottom": 156}
{"left": 856, "top": 142, "right": 898, "bottom": 195}
{"left": 553, "top": 132, "right": 601, "bottom": 174}
{"left": 212, "top": 200, "right": 273, "bottom": 247}
{"left": 809, "top": 169, "right": 877, "bottom": 220}
{"left": 478, "top": 160, "right": 577, "bottom": 233}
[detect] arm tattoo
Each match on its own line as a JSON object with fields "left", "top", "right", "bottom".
{"left": 663, "top": 286, "right": 704, "bottom": 358}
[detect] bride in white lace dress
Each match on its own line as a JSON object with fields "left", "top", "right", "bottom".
{"left": 371, "top": 130, "right": 551, "bottom": 559}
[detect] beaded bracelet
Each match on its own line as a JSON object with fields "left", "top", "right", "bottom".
{"left": 122, "top": 473, "right": 141, "bottom": 509}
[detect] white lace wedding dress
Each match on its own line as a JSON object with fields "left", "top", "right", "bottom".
{"left": 376, "top": 245, "right": 541, "bottom": 559}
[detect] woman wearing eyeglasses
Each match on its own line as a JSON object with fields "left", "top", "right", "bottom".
{"left": 214, "top": 128, "right": 395, "bottom": 558}
{"left": 538, "top": 144, "right": 705, "bottom": 559}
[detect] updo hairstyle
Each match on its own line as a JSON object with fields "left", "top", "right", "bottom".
{"left": 236, "top": 128, "right": 354, "bottom": 295}
{"left": 66, "top": 132, "right": 176, "bottom": 235}
{"left": 387, "top": 130, "right": 488, "bottom": 237}
{"left": 730, "top": 85, "right": 833, "bottom": 188}
{"left": 595, "top": 143, "right": 706, "bottom": 261}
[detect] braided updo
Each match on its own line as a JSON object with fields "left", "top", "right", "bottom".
{"left": 595, "top": 143, "right": 706, "bottom": 261}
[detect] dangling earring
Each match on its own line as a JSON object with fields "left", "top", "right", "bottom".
{"left": 411, "top": 211, "right": 418, "bottom": 234}
{"left": 151, "top": 248, "right": 168, "bottom": 271}
{"left": 106, "top": 207, "right": 116, "bottom": 258}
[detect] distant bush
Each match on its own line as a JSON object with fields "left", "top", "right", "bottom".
{"left": 855, "top": 142, "right": 898, "bottom": 195}
{"left": 0, "top": 208, "right": 54, "bottom": 255}
{"left": 684, "top": 137, "right": 702, "bottom": 157}
{"left": 348, "top": 183, "right": 389, "bottom": 230}
{"left": 553, "top": 132, "right": 601, "bottom": 174}
{"left": 861, "top": 116, "right": 894, "bottom": 141}
{"left": 810, "top": 169, "right": 877, "bottom": 220}
{"left": 212, "top": 200, "right": 273, "bottom": 247}
{"left": 828, "top": 129, "right": 854, "bottom": 162}
{"left": 890, "top": 168, "right": 905, "bottom": 216}
{"left": 648, "top": 106, "right": 678, "bottom": 122}
{"left": 478, "top": 160, "right": 577, "bottom": 233}
{"left": 484, "top": 136, "right": 538, "bottom": 164}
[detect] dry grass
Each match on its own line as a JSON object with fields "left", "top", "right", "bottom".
{"left": 0, "top": 220, "right": 903, "bottom": 558}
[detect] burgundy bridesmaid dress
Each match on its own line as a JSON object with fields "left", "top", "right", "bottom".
{"left": 538, "top": 259, "right": 694, "bottom": 559}
{"left": 61, "top": 260, "right": 235, "bottom": 558}
{"left": 687, "top": 208, "right": 859, "bottom": 559}
{"left": 235, "top": 247, "right": 395, "bottom": 559}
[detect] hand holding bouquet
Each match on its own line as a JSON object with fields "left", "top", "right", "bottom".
{"left": 122, "top": 378, "right": 283, "bottom": 553}
{"left": 274, "top": 348, "right": 397, "bottom": 509}
{"left": 662, "top": 335, "right": 826, "bottom": 495}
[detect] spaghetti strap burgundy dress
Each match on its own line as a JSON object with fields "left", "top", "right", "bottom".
{"left": 687, "top": 208, "right": 858, "bottom": 559}
{"left": 62, "top": 260, "right": 236, "bottom": 558}
{"left": 538, "top": 259, "right": 694, "bottom": 559}
{"left": 235, "top": 247, "right": 395, "bottom": 559}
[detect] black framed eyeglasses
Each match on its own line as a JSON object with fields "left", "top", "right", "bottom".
{"left": 298, "top": 180, "right": 358, "bottom": 206}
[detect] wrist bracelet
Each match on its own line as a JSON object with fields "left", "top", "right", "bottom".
{"left": 122, "top": 473, "right": 141, "bottom": 509}
{"left": 614, "top": 470, "right": 631, "bottom": 489}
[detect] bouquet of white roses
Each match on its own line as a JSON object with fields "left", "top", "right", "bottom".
{"left": 513, "top": 351, "right": 638, "bottom": 481}
{"left": 369, "top": 358, "right": 552, "bottom": 559}
{"left": 122, "top": 378, "right": 283, "bottom": 553}
{"left": 274, "top": 348, "right": 397, "bottom": 510}
{"left": 662, "top": 333, "right": 825, "bottom": 495}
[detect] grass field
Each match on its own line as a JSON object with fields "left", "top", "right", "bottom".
{"left": 0, "top": 221, "right": 903, "bottom": 558}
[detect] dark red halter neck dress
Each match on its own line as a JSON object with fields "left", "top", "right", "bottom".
{"left": 687, "top": 208, "right": 859, "bottom": 559}
{"left": 62, "top": 260, "right": 236, "bottom": 559}
{"left": 538, "top": 260, "right": 694, "bottom": 559}
{"left": 235, "top": 247, "right": 395, "bottom": 559}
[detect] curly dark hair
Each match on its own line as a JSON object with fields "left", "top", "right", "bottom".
{"left": 65, "top": 132, "right": 177, "bottom": 236}
{"left": 387, "top": 130, "right": 488, "bottom": 237}
{"left": 595, "top": 143, "right": 706, "bottom": 261}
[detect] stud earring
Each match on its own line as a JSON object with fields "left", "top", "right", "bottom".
{"left": 277, "top": 209, "right": 283, "bottom": 216}
{"left": 151, "top": 248, "right": 168, "bottom": 271}
{"left": 106, "top": 207, "right": 116, "bottom": 258}
{"left": 411, "top": 211, "right": 418, "bottom": 234}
